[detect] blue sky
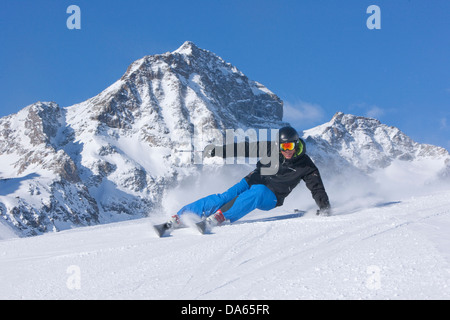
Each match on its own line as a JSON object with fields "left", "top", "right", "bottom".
{"left": 1, "top": 0, "right": 449, "bottom": 149}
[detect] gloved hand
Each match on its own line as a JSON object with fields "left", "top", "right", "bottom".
{"left": 316, "top": 206, "right": 331, "bottom": 216}
{"left": 203, "top": 144, "right": 216, "bottom": 158}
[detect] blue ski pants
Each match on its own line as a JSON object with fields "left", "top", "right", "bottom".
{"left": 176, "top": 178, "right": 278, "bottom": 223}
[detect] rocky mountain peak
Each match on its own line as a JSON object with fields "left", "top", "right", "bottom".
{"left": 85, "top": 41, "right": 284, "bottom": 134}
{"left": 173, "top": 40, "right": 202, "bottom": 56}
{"left": 304, "top": 112, "right": 449, "bottom": 175}
{"left": 0, "top": 42, "right": 286, "bottom": 236}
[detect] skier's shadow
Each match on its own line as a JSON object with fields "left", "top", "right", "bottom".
{"left": 375, "top": 201, "right": 401, "bottom": 208}
{"left": 330, "top": 201, "right": 402, "bottom": 216}
{"left": 235, "top": 210, "right": 306, "bottom": 225}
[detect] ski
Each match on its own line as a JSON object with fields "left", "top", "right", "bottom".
{"left": 154, "top": 209, "right": 312, "bottom": 237}
{"left": 153, "top": 218, "right": 211, "bottom": 237}
{"left": 152, "top": 222, "right": 173, "bottom": 237}
{"left": 195, "top": 210, "right": 226, "bottom": 235}
{"left": 153, "top": 215, "right": 186, "bottom": 237}
{"left": 195, "top": 220, "right": 208, "bottom": 235}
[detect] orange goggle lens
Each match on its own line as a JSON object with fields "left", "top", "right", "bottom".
{"left": 280, "top": 142, "right": 295, "bottom": 151}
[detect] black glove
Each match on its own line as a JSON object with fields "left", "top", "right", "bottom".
{"left": 316, "top": 205, "right": 331, "bottom": 216}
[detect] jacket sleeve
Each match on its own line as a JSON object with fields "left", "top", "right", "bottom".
{"left": 303, "top": 169, "right": 330, "bottom": 210}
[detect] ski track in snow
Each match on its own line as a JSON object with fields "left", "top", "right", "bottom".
{"left": 0, "top": 190, "right": 449, "bottom": 300}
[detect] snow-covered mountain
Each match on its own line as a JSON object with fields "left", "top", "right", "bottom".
{"left": 0, "top": 41, "right": 285, "bottom": 237}
{"left": 0, "top": 41, "right": 449, "bottom": 237}
{"left": 303, "top": 112, "right": 450, "bottom": 182}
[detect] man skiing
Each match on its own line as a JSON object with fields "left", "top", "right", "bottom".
{"left": 155, "top": 126, "right": 330, "bottom": 236}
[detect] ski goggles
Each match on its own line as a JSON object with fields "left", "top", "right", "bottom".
{"left": 280, "top": 142, "right": 296, "bottom": 151}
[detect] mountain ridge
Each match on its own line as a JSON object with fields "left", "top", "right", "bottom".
{"left": 304, "top": 111, "right": 449, "bottom": 173}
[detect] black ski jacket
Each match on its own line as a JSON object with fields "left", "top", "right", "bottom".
{"left": 212, "top": 139, "right": 330, "bottom": 209}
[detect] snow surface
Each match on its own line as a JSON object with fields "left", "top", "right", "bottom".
{"left": 1, "top": 166, "right": 449, "bottom": 299}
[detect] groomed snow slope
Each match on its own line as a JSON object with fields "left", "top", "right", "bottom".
{"left": 1, "top": 188, "right": 449, "bottom": 300}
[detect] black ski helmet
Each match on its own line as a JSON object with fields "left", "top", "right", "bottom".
{"left": 279, "top": 126, "right": 299, "bottom": 143}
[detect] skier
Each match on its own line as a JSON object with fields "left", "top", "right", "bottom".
{"left": 160, "top": 126, "right": 330, "bottom": 234}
